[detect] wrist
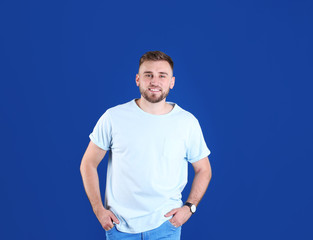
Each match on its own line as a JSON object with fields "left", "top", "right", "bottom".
{"left": 182, "top": 205, "right": 190, "bottom": 211}
{"left": 184, "top": 202, "right": 197, "bottom": 214}
{"left": 92, "top": 204, "right": 105, "bottom": 215}
{"left": 182, "top": 205, "right": 192, "bottom": 215}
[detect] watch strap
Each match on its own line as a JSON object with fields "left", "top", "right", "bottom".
{"left": 184, "top": 202, "right": 196, "bottom": 214}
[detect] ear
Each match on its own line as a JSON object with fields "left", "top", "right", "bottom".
{"left": 170, "top": 76, "right": 175, "bottom": 89}
{"left": 135, "top": 74, "right": 140, "bottom": 86}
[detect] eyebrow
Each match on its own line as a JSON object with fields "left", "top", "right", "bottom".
{"left": 143, "top": 71, "right": 168, "bottom": 75}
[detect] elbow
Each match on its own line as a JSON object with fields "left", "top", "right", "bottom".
{"left": 80, "top": 159, "right": 97, "bottom": 175}
{"left": 208, "top": 168, "right": 212, "bottom": 181}
{"left": 207, "top": 160, "right": 212, "bottom": 181}
{"left": 203, "top": 166, "right": 212, "bottom": 182}
{"left": 80, "top": 159, "right": 87, "bottom": 175}
{"left": 203, "top": 168, "right": 212, "bottom": 182}
{"left": 196, "top": 163, "right": 212, "bottom": 180}
{"left": 80, "top": 162, "right": 84, "bottom": 175}
{"left": 195, "top": 167, "right": 212, "bottom": 182}
{"left": 207, "top": 162, "right": 212, "bottom": 181}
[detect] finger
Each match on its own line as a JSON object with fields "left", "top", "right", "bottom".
{"left": 105, "top": 222, "right": 114, "bottom": 231}
{"left": 169, "top": 218, "right": 178, "bottom": 227}
{"left": 109, "top": 212, "right": 120, "bottom": 224}
{"left": 105, "top": 226, "right": 113, "bottom": 231}
{"left": 164, "top": 209, "right": 178, "bottom": 217}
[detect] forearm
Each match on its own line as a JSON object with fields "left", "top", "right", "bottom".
{"left": 80, "top": 163, "right": 104, "bottom": 214}
{"left": 165, "top": 167, "right": 212, "bottom": 226}
{"left": 186, "top": 169, "right": 212, "bottom": 206}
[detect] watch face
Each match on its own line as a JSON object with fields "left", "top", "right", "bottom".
{"left": 191, "top": 205, "right": 196, "bottom": 213}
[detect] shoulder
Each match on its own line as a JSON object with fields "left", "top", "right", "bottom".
{"left": 173, "top": 103, "right": 199, "bottom": 123}
{"left": 101, "top": 100, "right": 136, "bottom": 121}
{"left": 92, "top": 100, "right": 134, "bottom": 126}
{"left": 105, "top": 99, "right": 134, "bottom": 114}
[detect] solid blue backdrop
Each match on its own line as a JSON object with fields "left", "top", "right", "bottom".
{"left": 0, "top": 0, "right": 312, "bottom": 239}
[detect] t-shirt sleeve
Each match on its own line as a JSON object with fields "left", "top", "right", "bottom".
{"left": 89, "top": 110, "right": 112, "bottom": 151}
{"left": 186, "top": 118, "right": 211, "bottom": 163}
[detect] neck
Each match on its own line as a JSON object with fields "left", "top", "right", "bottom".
{"left": 136, "top": 97, "right": 174, "bottom": 115}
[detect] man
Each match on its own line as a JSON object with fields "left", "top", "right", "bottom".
{"left": 80, "top": 51, "right": 212, "bottom": 239}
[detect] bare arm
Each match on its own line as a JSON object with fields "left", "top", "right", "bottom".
{"left": 186, "top": 156, "right": 212, "bottom": 206}
{"left": 80, "top": 141, "right": 119, "bottom": 230}
{"left": 165, "top": 156, "right": 212, "bottom": 227}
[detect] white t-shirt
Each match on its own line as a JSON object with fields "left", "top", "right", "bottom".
{"left": 89, "top": 99, "right": 210, "bottom": 233}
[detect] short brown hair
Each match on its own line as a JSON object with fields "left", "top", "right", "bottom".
{"left": 139, "top": 51, "right": 174, "bottom": 71}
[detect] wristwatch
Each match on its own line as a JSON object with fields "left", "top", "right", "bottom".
{"left": 184, "top": 202, "right": 196, "bottom": 214}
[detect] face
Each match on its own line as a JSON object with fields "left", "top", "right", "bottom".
{"left": 136, "top": 61, "right": 175, "bottom": 103}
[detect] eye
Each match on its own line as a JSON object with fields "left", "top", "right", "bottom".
{"left": 160, "top": 75, "right": 166, "bottom": 78}
{"left": 145, "top": 74, "right": 153, "bottom": 78}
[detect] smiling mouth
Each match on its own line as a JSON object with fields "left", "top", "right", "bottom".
{"left": 148, "top": 88, "right": 161, "bottom": 93}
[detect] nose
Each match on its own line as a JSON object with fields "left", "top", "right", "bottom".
{"left": 150, "top": 76, "right": 158, "bottom": 85}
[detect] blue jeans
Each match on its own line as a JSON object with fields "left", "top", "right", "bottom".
{"left": 105, "top": 220, "right": 182, "bottom": 240}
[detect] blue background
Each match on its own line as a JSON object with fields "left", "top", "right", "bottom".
{"left": 1, "top": 0, "right": 312, "bottom": 239}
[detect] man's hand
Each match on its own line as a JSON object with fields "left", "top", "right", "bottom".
{"left": 164, "top": 206, "right": 192, "bottom": 227}
{"left": 94, "top": 206, "right": 120, "bottom": 231}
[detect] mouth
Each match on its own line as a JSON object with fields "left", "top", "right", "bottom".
{"left": 148, "top": 88, "right": 161, "bottom": 93}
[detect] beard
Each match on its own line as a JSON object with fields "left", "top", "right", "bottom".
{"left": 139, "top": 85, "right": 170, "bottom": 103}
